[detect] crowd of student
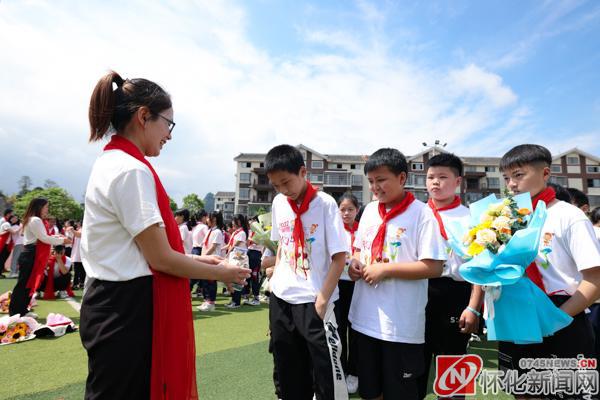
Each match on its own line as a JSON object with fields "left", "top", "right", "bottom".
{"left": 1, "top": 209, "right": 85, "bottom": 310}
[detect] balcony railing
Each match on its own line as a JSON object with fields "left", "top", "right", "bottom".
{"left": 323, "top": 172, "right": 351, "bottom": 187}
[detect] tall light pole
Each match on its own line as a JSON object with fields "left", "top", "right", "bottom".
{"left": 422, "top": 140, "right": 448, "bottom": 156}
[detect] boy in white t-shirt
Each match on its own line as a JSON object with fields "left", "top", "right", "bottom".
{"left": 266, "top": 144, "right": 349, "bottom": 400}
{"left": 498, "top": 144, "right": 600, "bottom": 400}
{"left": 417, "top": 153, "right": 484, "bottom": 399}
{"left": 348, "top": 148, "right": 447, "bottom": 400}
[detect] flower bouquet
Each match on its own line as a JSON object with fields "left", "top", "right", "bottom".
{"left": 249, "top": 213, "right": 278, "bottom": 253}
{"left": 0, "top": 314, "right": 39, "bottom": 345}
{"left": 445, "top": 191, "right": 572, "bottom": 344}
{"left": 0, "top": 291, "right": 10, "bottom": 314}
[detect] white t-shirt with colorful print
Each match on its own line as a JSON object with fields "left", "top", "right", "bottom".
{"left": 534, "top": 200, "right": 600, "bottom": 296}
{"left": 349, "top": 199, "right": 447, "bottom": 343}
{"left": 270, "top": 191, "right": 349, "bottom": 305}
{"left": 439, "top": 205, "right": 471, "bottom": 281}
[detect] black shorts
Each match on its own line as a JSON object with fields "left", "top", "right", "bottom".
{"left": 269, "top": 294, "right": 346, "bottom": 400}
{"left": 498, "top": 295, "right": 597, "bottom": 399}
{"left": 355, "top": 330, "right": 425, "bottom": 400}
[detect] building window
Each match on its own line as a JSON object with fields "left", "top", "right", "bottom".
{"left": 551, "top": 165, "right": 562, "bottom": 173}
{"left": 309, "top": 173, "right": 323, "bottom": 183}
{"left": 411, "top": 162, "right": 424, "bottom": 171}
{"left": 237, "top": 205, "right": 248, "bottom": 215}
{"left": 549, "top": 176, "right": 568, "bottom": 186}
{"left": 224, "top": 203, "right": 234, "bottom": 211}
{"left": 350, "top": 164, "right": 357, "bottom": 170}
{"left": 352, "top": 191, "right": 363, "bottom": 203}
{"left": 465, "top": 192, "right": 484, "bottom": 204}
{"left": 414, "top": 191, "right": 428, "bottom": 202}
{"left": 414, "top": 174, "right": 426, "bottom": 187}
{"left": 336, "top": 163, "right": 343, "bottom": 169}
{"left": 311, "top": 160, "right": 324, "bottom": 169}
{"left": 260, "top": 162, "right": 264, "bottom": 168}
{"left": 466, "top": 178, "right": 479, "bottom": 190}
{"left": 567, "top": 156, "right": 579, "bottom": 165}
{"left": 487, "top": 177, "right": 500, "bottom": 189}
{"left": 588, "top": 179, "right": 600, "bottom": 188}
{"left": 351, "top": 175, "right": 362, "bottom": 186}
{"left": 464, "top": 166, "right": 477, "bottom": 172}
{"left": 485, "top": 166, "right": 496, "bottom": 172}
{"left": 239, "top": 188, "right": 250, "bottom": 200}
{"left": 239, "top": 173, "right": 250, "bottom": 183}
{"left": 587, "top": 166, "right": 600, "bottom": 173}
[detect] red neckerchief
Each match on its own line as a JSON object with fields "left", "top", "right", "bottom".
{"left": 344, "top": 221, "right": 359, "bottom": 254}
{"left": 104, "top": 135, "right": 197, "bottom": 400}
{"left": 287, "top": 182, "right": 318, "bottom": 276}
{"left": 427, "top": 195, "right": 462, "bottom": 240}
{"left": 203, "top": 227, "right": 215, "bottom": 248}
{"left": 227, "top": 228, "right": 243, "bottom": 248}
{"left": 25, "top": 220, "right": 52, "bottom": 296}
{"left": 0, "top": 229, "right": 10, "bottom": 254}
{"left": 525, "top": 187, "right": 556, "bottom": 293}
{"left": 371, "top": 192, "right": 415, "bottom": 263}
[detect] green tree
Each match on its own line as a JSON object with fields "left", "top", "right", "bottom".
{"left": 17, "top": 175, "right": 33, "bottom": 197}
{"left": 182, "top": 193, "right": 205, "bottom": 215}
{"left": 13, "top": 187, "right": 83, "bottom": 221}
{"left": 44, "top": 179, "right": 59, "bottom": 189}
{"left": 169, "top": 197, "right": 178, "bottom": 212}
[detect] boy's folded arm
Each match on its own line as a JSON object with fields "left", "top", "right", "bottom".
{"left": 318, "top": 251, "right": 347, "bottom": 303}
{"left": 560, "top": 266, "right": 600, "bottom": 317}
{"left": 382, "top": 258, "right": 444, "bottom": 280}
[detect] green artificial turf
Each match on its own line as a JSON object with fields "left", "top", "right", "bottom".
{"left": 0, "top": 278, "right": 514, "bottom": 399}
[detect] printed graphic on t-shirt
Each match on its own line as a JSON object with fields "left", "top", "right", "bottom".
{"left": 278, "top": 220, "right": 319, "bottom": 277}
{"left": 359, "top": 225, "right": 407, "bottom": 265}
{"left": 539, "top": 232, "right": 554, "bottom": 269}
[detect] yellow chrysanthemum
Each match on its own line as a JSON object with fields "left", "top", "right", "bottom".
{"left": 467, "top": 242, "right": 485, "bottom": 257}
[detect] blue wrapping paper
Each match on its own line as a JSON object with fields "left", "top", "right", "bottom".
{"left": 445, "top": 193, "right": 572, "bottom": 344}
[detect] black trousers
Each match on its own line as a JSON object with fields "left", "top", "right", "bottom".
{"left": 335, "top": 279, "right": 357, "bottom": 376}
{"left": 418, "top": 277, "right": 472, "bottom": 400}
{"left": 0, "top": 246, "right": 10, "bottom": 273}
{"left": 9, "top": 244, "right": 36, "bottom": 316}
{"left": 269, "top": 294, "right": 343, "bottom": 400}
{"left": 73, "top": 261, "right": 86, "bottom": 287}
{"left": 80, "top": 276, "right": 153, "bottom": 400}
{"left": 39, "top": 273, "right": 71, "bottom": 292}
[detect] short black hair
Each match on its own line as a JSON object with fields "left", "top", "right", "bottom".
{"left": 426, "top": 153, "right": 463, "bottom": 177}
{"left": 53, "top": 245, "right": 65, "bottom": 254}
{"left": 591, "top": 206, "right": 600, "bottom": 225}
{"left": 364, "top": 148, "right": 408, "bottom": 175}
{"left": 547, "top": 183, "right": 572, "bottom": 202}
{"left": 195, "top": 209, "right": 207, "bottom": 220}
{"left": 3, "top": 208, "right": 12, "bottom": 217}
{"left": 566, "top": 188, "right": 589, "bottom": 207}
{"left": 500, "top": 144, "right": 552, "bottom": 171}
{"left": 174, "top": 208, "right": 190, "bottom": 222}
{"left": 265, "top": 145, "right": 305, "bottom": 174}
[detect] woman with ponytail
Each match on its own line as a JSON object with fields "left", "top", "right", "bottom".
{"left": 81, "top": 71, "right": 250, "bottom": 400}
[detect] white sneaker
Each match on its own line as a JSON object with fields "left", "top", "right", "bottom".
{"left": 196, "top": 302, "right": 215, "bottom": 312}
{"left": 247, "top": 299, "right": 261, "bottom": 306}
{"left": 225, "top": 302, "right": 240, "bottom": 309}
{"left": 259, "top": 294, "right": 270, "bottom": 304}
{"left": 346, "top": 374, "right": 358, "bottom": 394}
{"left": 24, "top": 311, "right": 38, "bottom": 319}
{"left": 58, "top": 291, "right": 69, "bottom": 299}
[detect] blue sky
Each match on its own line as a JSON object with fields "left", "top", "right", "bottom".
{"left": 0, "top": 0, "right": 599, "bottom": 203}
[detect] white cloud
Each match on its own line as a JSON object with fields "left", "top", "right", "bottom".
{"left": 0, "top": 0, "right": 537, "bottom": 203}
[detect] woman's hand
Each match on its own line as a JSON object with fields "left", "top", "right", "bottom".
{"left": 217, "top": 262, "right": 250, "bottom": 285}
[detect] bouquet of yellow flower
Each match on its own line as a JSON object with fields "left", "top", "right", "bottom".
{"left": 0, "top": 314, "right": 39, "bottom": 345}
{"left": 462, "top": 191, "right": 532, "bottom": 258}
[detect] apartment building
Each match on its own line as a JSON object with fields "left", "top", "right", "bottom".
{"left": 214, "top": 191, "right": 235, "bottom": 222}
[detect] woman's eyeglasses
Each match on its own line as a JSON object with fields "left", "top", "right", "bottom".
{"left": 156, "top": 114, "right": 176, "bottom": 133}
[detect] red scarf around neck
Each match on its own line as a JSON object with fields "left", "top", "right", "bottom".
{"left": 287, "top": 182, "right": 318, "bottom": 275}
{"left": 525, "top": 187, "right": 556, "bottom": 293}
{"left": 104, "top": 135, "right": 197, "bottom": 400}
{"left": 228, "top": 228, "right": 243, "bottom": 248}
{"left": 25, "top": 220, "right": 52, "bottom": 296}
{"left": 371, "top": 192, "right": 415, "bottom": 263}
{"left": 344, "top": 221, "right": 359, "bottom": 253}
{"left": 0, "top": 230, "right": 10, "bottom": 254}
{"left": 427, "top": 195, "right": 462, "bottom": 240}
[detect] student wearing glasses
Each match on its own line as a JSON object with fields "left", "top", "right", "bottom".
{"left": 81, "top": 71, "right": 250, "bottom": 400}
